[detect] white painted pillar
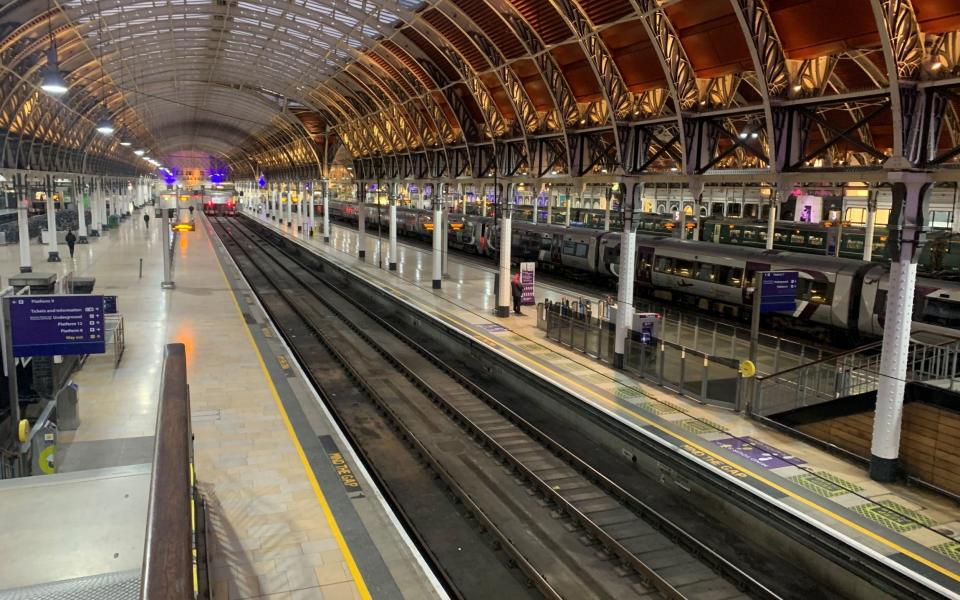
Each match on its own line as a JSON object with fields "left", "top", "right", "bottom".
{"left": 765, "top": 197, "right": 778, "bottom": 250}
{"left": 389, "top": 200, "right": 398, "bottom": 270}
{"left": 17, "top": 196, "right": 31, "bottom": 273}
{"left": 286, "top": 185, "right": 293, "bottom": 227}
{"left": 308, "top": 185, "right": 315, "bottom": 236}
{"left": 870, "top": 173, "right": 930, "bottom": 482}
{"left": 864, "top": 192, "right": 877, "bottom": 262}
{"left": 358, "top": 198, "right": 367, "bottom": 260}
{"left": 77, "top": 180, "right": 88, "bottom": 243}
{"left": 45, "top": 184, "right": 60, "bottom": 262}
{"left": 89, "top": 180, "right": 101, "bottom": 236}
{"left": 441, "top": 205, "right": 449, "bottom": 277}
{"left": 432, "top": 202, "right": 443, "bottom": 289}
{"left": 323, "top": 179, "right": 331, "bottom": 243}
{"left": 614, "top": 187, "right": 639, "bottom": 369}
{"left": 496, "top": 211, "right": 512, "bottom": 317}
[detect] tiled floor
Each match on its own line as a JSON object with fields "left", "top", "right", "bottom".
{"left": 251, "top": 209, "right": 960, "bottom": 594}
{"left": 0, "top": 209, "right": 440, "bottom": 600}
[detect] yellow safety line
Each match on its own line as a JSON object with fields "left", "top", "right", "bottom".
{"left": 211, "top": 226, "right": 373, "bottom": 600}
{"left": 377, "top": 280, "right": 960, "bottom": 585}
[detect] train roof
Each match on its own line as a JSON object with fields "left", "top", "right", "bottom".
{"left": 642, "top": 236, "right": 878, "bottom": 273}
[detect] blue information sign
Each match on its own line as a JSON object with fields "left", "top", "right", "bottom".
{"left": 103, "top": 295, "right": 118, "bottom": 314}
{"left": 759, "top": 271, "right": 798, "bottom": 313}
{"left": 10, "top": 295, "right": 106, "bottom": 357}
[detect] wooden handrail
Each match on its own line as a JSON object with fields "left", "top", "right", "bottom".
{"left": 140, "top": 343, "right": 193, "bottom": 600}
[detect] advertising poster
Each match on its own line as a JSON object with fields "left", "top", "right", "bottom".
{"left": 520, "top": 262, "right": 536, "bottom": 305}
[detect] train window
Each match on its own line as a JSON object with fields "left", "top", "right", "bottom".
{"left": 790, "top": 234, "right": 805, "bottom": 245}
{"left": 929, "top": 210, "right": 953, "bottom": 229}
{"left": 710, "top": 265, "right": 743, "bottom": 287}
{"left": 876, "top": 209, "right": 890, "bottom": 226}
{"left": 808, "top": 235, "right": 825, "bottom": 247}
{"left": 774, "top": 232, "right": 786, "bottom": 243}
{"left": 922, "top": 298, "right": 960, "bottom": 327}
{"left": 576, "top": 243, "right": 589, "bottom": 258}
{"left": 845, "top": 207, "right": 866, "bottom": 225}
{"left": 674, "top": 259, "right": 694, "bottom": 277}
{"left": 729, "top": 229, "right": 741, "bottom": 241}
{"left": 728, "top": 204, "right": 742, "bottom": 217}
{"left": 743, "top": 229, "right": 756, "bottom": 241}
{"left": 847, "top": 239, "right": 864, "bottom": 250}
{"left": 655, "top": 257, "right": 674, "bottom": 274}
{"left": 797, "top": 279, "right": 833, "bottom": 305}
{"left": 562, "top": 240, "right": 576, "bottom": 255}
{"left": 696, "top": 263, "right": 715, "bottom": 282}
{"left": 541, "top": 236, "right": 553, "bottom": 251}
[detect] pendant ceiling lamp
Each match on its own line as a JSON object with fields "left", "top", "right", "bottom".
{"left": 39, "top": 0, "right": 67, "bottom": 96}
{"left": 94, "top": 5, "right": 112, "bottom": 135}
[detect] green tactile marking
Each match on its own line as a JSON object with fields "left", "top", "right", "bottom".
{"left": 852, "top": 500, "right": 937, "bottom": 533}
{"left": 584, "top": 373, "right": 614, "bottom": 385}
{"left": 616, "top": 386, "right": 648, "bottom": 400}
{"left": 932, "top": 541, "right": 960, "bottom": 563}
{"left": 789, "top": 471, "right": 864, "bottom": 498}
{"left": 678, "top": 418, "right": 725, "bottom": 435}
{"left": 638, "top": 401, "right": 679, "bottom": 416}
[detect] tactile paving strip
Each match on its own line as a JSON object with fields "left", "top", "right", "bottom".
{"left": 789, "top": 471, "right": 864, "bottom": 498}
{"left": 852, "top": 500, "right": 936, "bottom": 533}
{"left": 0, "top": 570, "right": 140, "bottom": 600}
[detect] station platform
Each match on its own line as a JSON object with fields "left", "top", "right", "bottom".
{"left": 247, "top": 209, "right": 960, "bottom": 597}
{"left": 0, "top": 210, "right": 443, "bottom": 600}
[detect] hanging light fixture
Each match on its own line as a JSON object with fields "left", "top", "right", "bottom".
{"left": 94, "top": 6, "right": 113, "bottom": 135}
{"left": 40, "top": 0, "right": 68, "bottom": 96}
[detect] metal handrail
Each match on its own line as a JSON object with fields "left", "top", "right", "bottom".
{"left": 140, "top": 343, "right": 193, "bottom": 600}
{"left": 755, "top": 341, "right": 884, "bottom": 381}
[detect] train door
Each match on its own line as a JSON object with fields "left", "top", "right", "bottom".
{"left": 708, "top": 222, "right": 721, "bottom": 244}
{"left": 637, "top": 246, "right": 655, "bottom": 285}
{"left": 742, "top": 260, "right": 772, "bottom": 305}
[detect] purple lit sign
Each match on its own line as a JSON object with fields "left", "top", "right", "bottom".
{"left": 10, "top": 295, "right": 106, "bottom": 357}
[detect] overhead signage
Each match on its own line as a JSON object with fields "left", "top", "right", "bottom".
{"left": 759, "top": 271, "right": 798, "bottom": 313}
{"left": 10, "top": 295, "right": 106, "bottom": 357}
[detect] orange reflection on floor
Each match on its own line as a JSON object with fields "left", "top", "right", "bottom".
{"left": 173, "top": 322, "right": 196, "bottom": 370}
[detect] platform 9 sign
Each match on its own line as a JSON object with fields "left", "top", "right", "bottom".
{"left": 10, "top": 295, "right": 106, "bottom": 357}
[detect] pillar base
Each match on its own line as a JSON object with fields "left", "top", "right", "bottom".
{"left": 161, "top": 281, "right": 176, "bottom": 290}
{"left": 297, "top": 225, "right": 302, "bottom": 232}
{"left": 78, "top": 236, "right": 89, "bottom": 244}
{"left": 19, "top": 266, "right": 32, "bottom": 273}
{"left": 308, "top": 229, "right": 314, "bottom": 237}
{"left": 89, "top": 229, "right": 100, "bottom": 237}
{"left": 432, "top": 279, "right": 441, "bottom": 290}
{"left": 287, "top": 221, "right": 292, "bottom": 227}
{"left": 495, "top": 306, "right": 510, "bottom": 318}
{"left": 359, "top": 250, "right": 366, "bottom": 260}
{"left": 389, "top": 262, "right": 397, "bottom": 271}
{"left": 47, "top": 251, "right": 61, "bottom": 262}
{"left": 613, "top": 352, "right": 625, "bottom": 369}
{"left": 324, "top": 236, "right": 330, "bottom": 243}
{"left": 869, "top": 455, "right": 901, "bottom": 482}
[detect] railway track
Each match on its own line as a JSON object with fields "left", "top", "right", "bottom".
{"left": 212, "top": 216, "right": 777, "bottom": 600}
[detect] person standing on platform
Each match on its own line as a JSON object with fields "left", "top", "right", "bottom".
{"left": 143, "top": 212, "right": 150, "bottom": 229}
{"left": 65, "top": 229, "right": 77, "bottom": 259}
{"left": 511, "top": 272, "right": 523, "bottom": 316}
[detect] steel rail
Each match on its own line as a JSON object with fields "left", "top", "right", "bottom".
{"left": 212, "top": 217, "right": 561, "bottom": 600}
{"left": 223, "top": 216, "right": 779, "bottom": 600}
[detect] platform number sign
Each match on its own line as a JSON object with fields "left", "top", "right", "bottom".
{"left": 10, "top": 295, "right": 106, "bottom": 357}
{"left": 759, "top": 271, "right": 798, "bottom": 313}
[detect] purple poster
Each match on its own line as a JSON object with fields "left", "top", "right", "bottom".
{"left": 520, "top": 262, "right": 535, "bottom": 306}
{"left": 711, "top": 436, "right": 805, "bottom": 470}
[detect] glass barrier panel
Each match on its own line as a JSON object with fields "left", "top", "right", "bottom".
{"left": 706, "top": 362, "right": 740, "bottom": 407}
